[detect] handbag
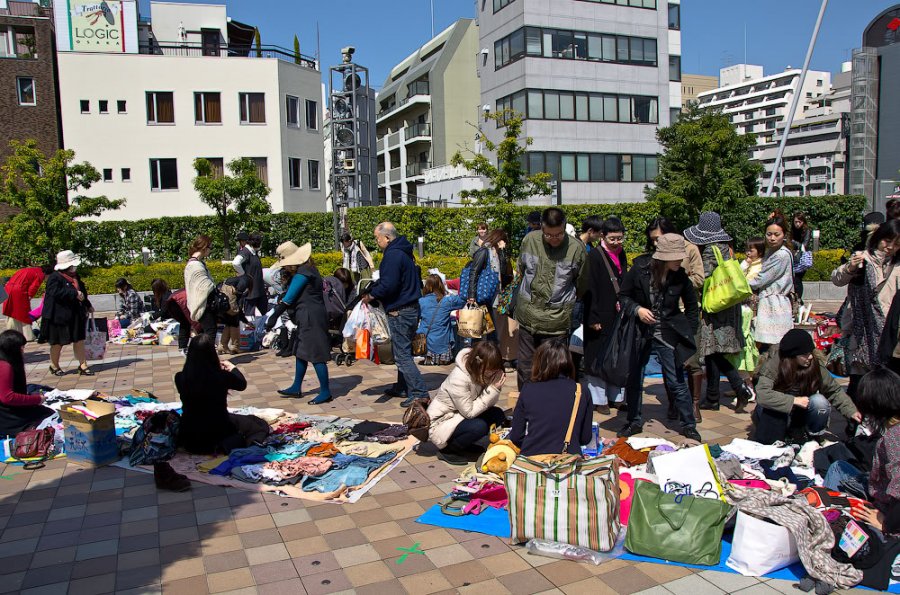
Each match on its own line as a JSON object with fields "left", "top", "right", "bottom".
{"left": 702, "top": 246, "right": 752, "bottom": 313}
{"left": 727, "top": 511, "right": 800, "bottom": 576}
{"left": 13, "top": 427, "right": 56, "bottom": 470}
{"left": 402, "top": 397, "right": 431, "bottom": 442}
{"left": 624, "top": 480, "right": 732, "bottom": 566}
{"left": 84, "top": 315, "right": 107, "bottom": 360}
{"left": 460, "top": 259, "right": 500, "bottom": 305}
{"left": 497, "top": 274, "right": 520, "bottom": 316}
{"left": 457, "top": 304, "right": 485, "bottom": 339}
{"left": 794, "top": 246, "right": 813, "bottom": 274}
{"left": 206, "top": 288, "right": 230, "bottom": 316}
{"left": 595, "top": 305, "right": 642, "bottom": 387}
{"left": 413, "top": 301, "right": 440, "bottom": 356}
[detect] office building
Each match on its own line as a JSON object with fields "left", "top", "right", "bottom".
{"left": 477, "top": 0, "right": 682, "bottom": 205}
{"left": 375, "top": 18, "right": 480, "bottom": 205}
{"left": 54, "top": 1, "right": 325, "bottom": 220}
{"left": 681, "top": 73, "right": 717, "bottom": 109}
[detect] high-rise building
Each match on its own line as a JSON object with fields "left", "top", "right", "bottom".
{"left": 375, "top": 18, "right": 480, "bottom": 205}
{"left": 680, "top": 74, "right": 717, "bottom": 110}
{"left": 54, "top": 1, "right": 325, "bottom": 220}
{"left": 477, "top": 0, "right": 682, "bottom": 205}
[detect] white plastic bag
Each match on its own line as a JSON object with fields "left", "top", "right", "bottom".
{"left": 726, "top": 511, "right": 799, "bottom": 576}
{"left": 652, "top": 444, "right": 724, "bottom": 500}
{"left": 342, "top": 301, "right": 368, "bottom": 339}
{"left": 84, "top": 316, "right": 107, "bottom": 360}
{"left": 569, "top": 325, "right": 584, "bottom": 354}
{"left": 367, "top": 306, "right": 391, "bottom": 345}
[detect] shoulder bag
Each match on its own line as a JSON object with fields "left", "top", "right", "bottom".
{"left": 600, "top": 250, "right": 621, "bottom": 295}
{"left": 13, "top": 427, "right": 56, "bottom": 470}
{"left": 402, "top": 397, "right": 431, "bottom": 442}
{"left": 413, "top": 300, "right": 440, "bottom": 356}
{"left": 702, "top": 246, "right": 752, "bottom": 313}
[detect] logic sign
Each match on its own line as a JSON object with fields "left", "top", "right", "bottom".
{"left": 68, "top": 0, "right": 125, "bottom": 52}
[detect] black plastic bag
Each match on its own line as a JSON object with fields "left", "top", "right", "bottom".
{"left": 596, "top": 305, "right": 643, "bottom": 387}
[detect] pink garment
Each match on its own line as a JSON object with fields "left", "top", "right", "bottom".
{"left": 602, "top": 243, "right": 624, "bottom": 275}
{"left": 729, "top": 479, "right": 770, "bottom": 490}
{"left": 262, "top": 456, "right": 332, "bottom": 481}
{"left": 463, "top": 484, "right": 508, "bottom": 515}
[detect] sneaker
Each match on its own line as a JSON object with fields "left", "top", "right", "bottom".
{"left": 595, "top": 405, "right": 611, "bottom": 415}
{"left": 617, "top": 422, "right": 643, "bottom": 438}
{"left": 682, "top": 427, "right": 702, "bottom": 442}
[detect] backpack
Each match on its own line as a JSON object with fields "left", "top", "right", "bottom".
{"left": 322, "top": 277, "right": 347, "bottom": 323}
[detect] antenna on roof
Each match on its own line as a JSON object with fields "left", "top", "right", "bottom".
{"left": 316, "top": 21, "right": 320, "bottom": 64}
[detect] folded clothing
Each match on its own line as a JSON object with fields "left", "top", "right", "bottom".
{"left": 261, "top": 456, "right": 333, "bottom": 482}
{"left": 606, "top": 437, "right": 649, "bottom": 467}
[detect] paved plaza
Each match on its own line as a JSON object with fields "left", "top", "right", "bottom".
{"left": 0, "top": 341, "right": 867, "bottom": 595}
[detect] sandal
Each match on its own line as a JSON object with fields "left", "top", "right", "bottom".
{"left": 78, "top": 365, "right": 95, "bottom": 376}
{"left": 49, "top": 365, "right": 65, "bottom": 377}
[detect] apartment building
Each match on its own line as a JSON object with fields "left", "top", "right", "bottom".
{"left": 477, "top": 0, "right": 682, "bottom": 205}
{"left": 54, "top": 1, "right": 325, "bottom": 220}
{"left": 0, "top": 0, "right": 62, "bottom": 163}
{"left": 681, "top": 73, "right": 716, "bottom": 110}
{"left": 375, "top": 18, "right": 480, "bottom": 205}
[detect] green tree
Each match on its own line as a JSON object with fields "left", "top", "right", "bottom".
{"left": 254, "top": 29, "right": 262, "bottom": 57}
{"left": 0, "top": 139, "right": 124, "bottom": 264}
{"left": 193, "top": 157, "right": 271, "bottom": 259}
{"left": 646, "top": 103, "right": 763, "bottom": 229}
{"left": 450, "top": 110, "right": 552, "bottom": 206}
{"left": 293, "top": 35, "right": 301, "bottom": 65}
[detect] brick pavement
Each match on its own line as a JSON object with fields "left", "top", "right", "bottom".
{"left": 0, "top": 342, "right": 868, "bottom": 595}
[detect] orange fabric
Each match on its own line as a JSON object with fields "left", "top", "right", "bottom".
{"left": 307, "top": 442, "right": 339, "bottom": 458}
{"left": 605, "top": 437, "right": 649, "bottom": 467}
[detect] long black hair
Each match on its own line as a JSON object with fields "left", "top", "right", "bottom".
{"left": 0, "top": 330, "right": 27, "bottom": 394}
{"left": 867, "top": 218, "right": 900, "bottom": 256}
{"left": 855, "top": 368, "right": 900, "bottom": 435}
{"left": 179, "top": 334, "right": 224, "bottom": 394}
{"left": 645, "top": 217, "right": 677, "bottom": 252}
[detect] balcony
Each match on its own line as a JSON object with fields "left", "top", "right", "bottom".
{"left": 376, "top": 90, "right": 431, "bottom": 123}
{"left": 388, "top": 167, "right": 402, "bottom": 183}
{"left": 137, "top": 41, "right": 318, "bottom": 69}
{"left": 0, "top": 2, "right": 50, "bottom": 16}
{"left": 783, "top": 175, "right": 803, "bottom": 186}
{"left": 377, "top": 171, "right": 385, "bottom": 185}
{"left": 376, "top": 137, "right": 385, "bottom": 153}
{"left": 405, "top": 162, "right": 432, "bottom": 178}
{"left": 404, "top": 123, "right": 431, "bottom": 142}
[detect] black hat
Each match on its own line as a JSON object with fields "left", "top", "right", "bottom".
{"left": 779, "top": 329, "right": 815, "bottom": 358}
{"left": 863, "top": 212, "right": 885, "bottom": 227}
{"left": 684, "top": 211, "right": 732, "bottom": 245}
{"left": 236, "top": 231, "right": 250, "bottom": 242}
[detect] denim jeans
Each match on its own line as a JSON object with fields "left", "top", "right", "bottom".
{"left": 446, "top": 406, "right": 507, "bottom": 453}
{"left": 752, "top": 393, "right": 831, "bottom": 445}
{"left": 387, "top": 305, "right": 429, "bottom": 399}
{"left": 823, "top": 460, "right": 869, "bottom": 499}
{"left": 624, "top": 337, "right": 696, "bottom": 429}
{"left": 300, "top": 452, "right": 397, "bottom": 493}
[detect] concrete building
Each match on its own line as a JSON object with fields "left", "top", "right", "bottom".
{"left": 680, "top": 73, "right": 717, "bottom": 110}
{"left": 849, "top": 4, "right": 900, "bottom": 209}
{"left": 477, "top": 0, "right": 682, "bottom": 205}
{"left": 54, "top": 1, "right": 324, "bottom": 220}
{"left": 0, "top": 0, "right": 62, "bottom": 163}
{"left": 375, "top": 18, "right": 480, "bottom": 205}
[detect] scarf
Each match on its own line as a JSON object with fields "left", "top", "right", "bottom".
{"left": 59, "top": 272, "right": 80, "bottom": 291}
{"left": 602, "top": 242, "right": 623, "bottom": 275}
{"left": 848, "top": 253, "right": 886, "bottom": 370}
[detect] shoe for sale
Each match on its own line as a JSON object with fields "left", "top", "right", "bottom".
{"left": 682, "top": 427, "right": 702, "bottom": 442}
{"left": 617, "top": 422, "right": 643, "bottom": 438}
{"left": 595, "top": 405, "right": 611, "bottom": 415}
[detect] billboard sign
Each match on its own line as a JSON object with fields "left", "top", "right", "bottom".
{"left": 66, "top": 0, "right": 129, "bottom": 53}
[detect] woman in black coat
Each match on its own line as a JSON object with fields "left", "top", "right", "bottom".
{"left": 617, "top": 234, "right": 701, "bottom": 441}
{"left": 42, "top": 250, "right": 94, "bottom": 376}
{"left": 583, "top": 217, "right": 628, "bottom": 414}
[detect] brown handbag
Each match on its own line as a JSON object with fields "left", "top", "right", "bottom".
{"left": 403, "top": 398, "right": 431, "bottom": 442}
{"left": 13, "top": 427, "right": 56, "bottom": 470}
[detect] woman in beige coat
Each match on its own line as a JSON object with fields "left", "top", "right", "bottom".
{"left": 426, "top": 342, "right": 507, "bottom": 465}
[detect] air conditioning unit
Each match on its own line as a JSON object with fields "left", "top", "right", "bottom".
{"left": 343, "top": 159, "right": 356, "bottom": 171}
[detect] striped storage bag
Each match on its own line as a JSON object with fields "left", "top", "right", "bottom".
{"left": 505, "top": 454, "right": 620, "bottom": 552}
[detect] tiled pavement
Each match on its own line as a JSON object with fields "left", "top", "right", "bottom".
{"left": 0, "top": 341, "right": 868, "bottom": 595}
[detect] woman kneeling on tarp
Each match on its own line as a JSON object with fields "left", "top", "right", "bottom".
{"left": 753, "top": 329, "right": 861, "bottom": 445}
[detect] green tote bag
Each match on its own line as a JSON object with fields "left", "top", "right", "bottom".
{"left": 624, "top": 481, "right": 732, "bottom": 566}
{"left": 702, "top": 246, "right": 752, "bottom": 314}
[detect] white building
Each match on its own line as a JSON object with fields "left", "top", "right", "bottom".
{"left": 55, "top": 1, "right": 325, "bottom": 220}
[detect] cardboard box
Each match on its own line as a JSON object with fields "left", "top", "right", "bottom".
{"left": 60, "top": 400, "right": 119, "bottom": 467}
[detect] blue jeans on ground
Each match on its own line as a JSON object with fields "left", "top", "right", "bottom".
{"left": 752, "top": 393, "right": 831, "bottom": 444}
{"left": 387, "top": 305, "right": 429, "bottom": 399}
{"left": 300, "top": 452, "right": 397, "bottom": 493}
{"left": 624, "top": 337, "right": 696, "bottom": 429}
{"left": 824, "top": 460, "right": 869, "bottom": 499}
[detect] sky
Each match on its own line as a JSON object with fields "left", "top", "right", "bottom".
{"left": 138, "top": 0, "right": 900, "bottom": 87}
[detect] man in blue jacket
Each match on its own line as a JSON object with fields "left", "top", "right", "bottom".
{"left": 363, "top": 222, "right": 428, "bottom": 407}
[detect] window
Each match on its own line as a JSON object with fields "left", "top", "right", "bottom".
{"left": 669, "top": 55, "right": 681, "bottom": 82}
{"left": 117, "top": 100, "right": 127, "bottom": 113}
{"left": 493, "top": 0, "right": 513, "bottom": 11}
{"left": 308, "top": 159, "right": 320, "bottom": 190}
{"left": 288, "top": 158, "right": 302, "bottom": 189}
{"left": 102, "top": 168, "right": 113, "bottom": 182}
{"left": 121, "top": 168, "right": 131, "bottom": 182}
{"left": 495, "top": 26, "right": 656, "bottom": 69}
{"left": 305, "top": 99, "right": 318, "bottom": 129}
{"left": 0, "top": 29, "right": 8, "bottom": 58}
{"left": 670, "top": 107, "right": 681, "bottom": 124}
{"left": 194, "top": 92, "right": 222, "bottom": 124}
{"left": 286, "top": 95, "right": 300, "bottom": 126}
{"left": 146, "top": 92, "right": 174, "bottom": 124}
{"left": 80, "top": 100, "right": 90, "bottom": 113}
{"left": 16, "top": 77, "right": 35, "bottom": 106}
{"left": 247, "top": 157, "right": 268, "bottom": 185}
{"left": 576, "top": 0, "right": 655, "bottom": 7}
{"left": 98, "top": 100, "right": 108, "bottom": 114}
{"left": 13, "top": 26, "right": 36, "bottom": 58}
{"left": 239, "top": 93, "right": 266, "bottom": 124}
{"left": 668, "top": 4, "right": 680, "bottom": 29}
{"left": 525, "top": 151, "right": 659, "bottom": 182}
{"left": 816, "top": 79, "right": 823, "bottom": 87}
{"left": 149, "top": 158, "right": 178, "bottom": 190}
{"left": 499, "top": 89, "right": 658, "bottom": 124}
{"left": 200, "top": 157, "right": 225, "bottom": 178}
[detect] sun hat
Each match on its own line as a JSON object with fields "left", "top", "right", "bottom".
{"left": 652, "top": 233, "right": 688, "bottom": 262}
{"left": 271, "top": 241, "right": 311, "bottom": 269}
{"left": 779, "top": 328, "right": 815, "bottom": 358}
{"left": 683, "top": 211, "right": 732, "bottom": 245}
{"left": 54, "top": 250, "right": 81, "bottom": 270}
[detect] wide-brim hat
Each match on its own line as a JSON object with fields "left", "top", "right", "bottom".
{"left": 684, "top": 211, "right": 732, "bottom": 245}
{"left": 271, "top": 241, "right": 311, "bottom": 269}
{"left": 652, "top": 233, "right": 688, "bottom": 262}
{"left": 54, "top": 250, "right": 81, "bottom": 270}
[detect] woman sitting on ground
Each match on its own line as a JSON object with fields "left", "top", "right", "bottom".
{"left": 174, "top": 334, "right": 269, "bottom": 455}
{"left": 427, "top": 341, "right": 507, "bottom": 465}
{"left": 508, "top": 340, "right": 592, "bottom": 456}
{"left": 753, "top": 329, "right": 861, "bottom": 445}
{"left": 418, "top": 274, "right": 465, "bottom": 365}
{"left": 0, "top": 330, "right": 54, "bottom": 438}
{"left": 148, "top": 278, "right": 172, "bottom": 320}
{"left": 114, "top": 277, "right": 143, "bottom": 328}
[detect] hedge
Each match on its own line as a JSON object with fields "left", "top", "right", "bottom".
{"left": 0, "top": 195, "right": 866, "bottom": 269}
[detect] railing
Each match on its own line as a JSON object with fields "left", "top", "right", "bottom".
{"left": 404, "top": 123, "right": 431, "bottom": 140}
{"left": 376, "top": 137, "right": 385, "bottom": 153}
{"left": 405, "top": 162, "right": 432, "bottom": 178}
{"left": 377, "top": 171, "right": 386, "bottom": 185}
{"left": 138, "top": 42, "right": 317, "bottom": 69}
{"left": 386, "top": 131, "right": 401, "bottom": 148}
{"left": 376, "top": 90, "right": 431, "bottom": 119}
{"left": 0, "top": 1, "right": 51, "bottom": 16}
{"left": 407, "top": 80, "right": 430, "bottom": 96}
{"left": 388, "top": 167, "right": 402, "bottom": 183}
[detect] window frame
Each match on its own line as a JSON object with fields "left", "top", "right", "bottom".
{"left": 146, "top": 91, "right": 175, "bottom": 125}
{"left": 575, "top": 0, "right": 656, "bottom": 7}
{"left": 498, "top": 88, "right": 659, "bottom": 125}
{"left": 496, "top": 26, "right": 657, "bottom": 70}
{"left": 239, "top": 92, "right": 266, "bottom": 125}
{"left": 102, "top": 168, "right": 113, "bottom": 182}
{"left": 80, "top": 99, "right": 90, "bottom": 114}
{"left": 668, "top": 3, "right": 681, "bottom": 30}
{"left": 493, "top": 0, "right": 514, "bottom": 12}
{"left": 98, "top": 99, "right": 108, "bottom": 114}
{"left": 285, "top": 95, "right": 300, "bottom": 127}
{"left": 194, "top": 91, "right": 222, "bottom": 125}
{"left": 149, "top": 158, "right": 178, "bottom": 191}
{"left": 16, "top": 76, "right": 35, "bottom": 106}
{"left": 308, "top": 159, "right": 320, "bottom": 190}
{"left": 305, "top": 99, "right": 318, "bottom": 130}
{"left": 669, "top": 55, "right": 682, "bottom": 82}
{"left": 121, "top": 167, "right": 131, "bottom": 182}
{"left": 117, "top": 100, "right": 127, "bottom": 114}
{"left": 288, "top": 157, "right": 302, "bottom": 189}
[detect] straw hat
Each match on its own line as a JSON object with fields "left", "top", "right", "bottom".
{"left": 271, "top": 241, "right": 311, "bottom": 269}
{"left": 54, "top": 250, "right": 81, "bottom": 270}
{"left": 652, "top": 234, "right": 688, "bottom": 262}
{"left": 683, "top": 211, "right": 732, "bottom": 245}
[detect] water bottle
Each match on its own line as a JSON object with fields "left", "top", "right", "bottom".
{"left": 583, "top": 422, "right": 599, "bottom": 457}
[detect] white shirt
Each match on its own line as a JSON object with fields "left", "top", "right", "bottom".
{"left": 232, "top": 244, "right": 257, "bottom": 275}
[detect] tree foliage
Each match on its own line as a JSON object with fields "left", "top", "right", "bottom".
{"left": 0, "top": 139, "right": 124, "bottom": 265}
{"left": 293, "top": 35, "right": 301, "bottom": 65}
{"left": 646, "top": 103, "right": 763, "bottom": 229}
{"left": 254, "top": 29, "right": 262, "bottom": 57}
{"left": 193, "top": 157, "right": 271, "bottom": 259}
{"left": 450, "top": 110, "right": 552, "bottom": 206}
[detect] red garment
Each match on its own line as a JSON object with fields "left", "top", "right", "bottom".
{"left": 272, "top": 421, "right": 311, "bottom": 435}
{"left": 2, "top": 267, "right": 46, "bottom": 323}
{"left": 446, "top": 278, "right": 460, "bottom": 291}
{"left": 0, "top": 361, "right": 41, "bottom": 407}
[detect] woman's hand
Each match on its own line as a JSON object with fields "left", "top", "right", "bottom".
{"left": 76, "top": 291, "right": 85, "bottom": 302}
{"left": 220, "top": 360, "right": 236, "bottom": 372}
{"left": 852, "top": 506, "right": 884, "bottom": 531}
{"left": 637, "top": 308, "right": 657, "bottom": 325}
{"left": 849, "top": 251, "right": 865, "bottom": 271}
{"left": 492, "top": 372, "right": 507, "bottom": 389}
{"left": 590, "top": 323, "right": 602, "bottom": 331}
{"left": 851, "top": 411, "right": 863, "bottom": 423}
{"left": 794, "top": 396, "right": 810, "bottom": 409}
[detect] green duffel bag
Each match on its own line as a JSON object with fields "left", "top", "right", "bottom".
{"left": 624, "top": 480, "right": 732, "bottom": 566}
